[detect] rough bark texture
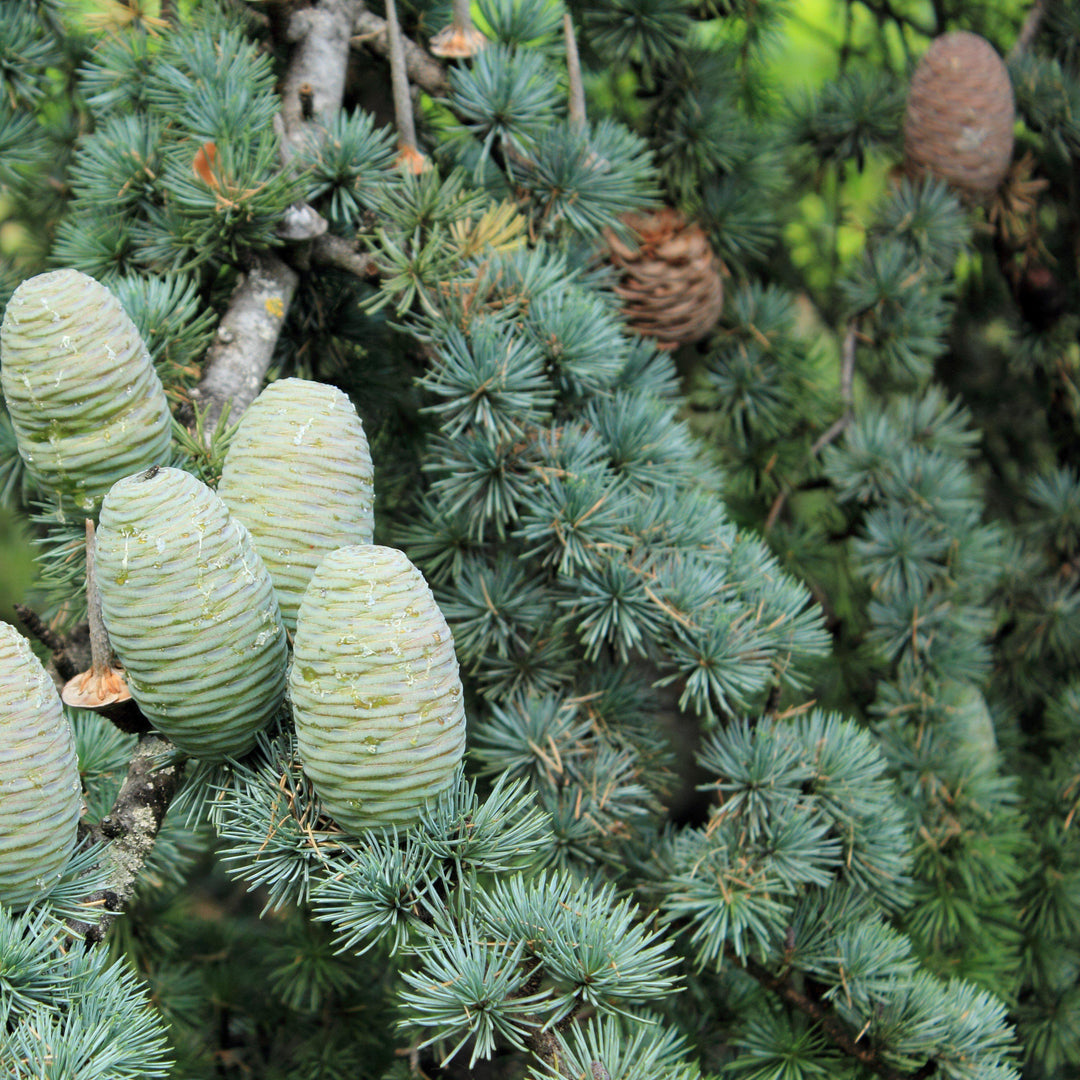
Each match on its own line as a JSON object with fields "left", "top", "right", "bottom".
{"left": 187, "top": 251, "right": 299, "bottom": 434}
{"left": 70, "top": 735, "right": 186, "bottom": 944}
{"left": 280, "top": 0, "right": 360, "bottom": 162}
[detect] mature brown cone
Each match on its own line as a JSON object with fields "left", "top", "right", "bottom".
{"left": 605, "top": 208, "right": 724, "bottom": 350}
{"left": 903, "top": 30, "right": 1015, "bottom": 203}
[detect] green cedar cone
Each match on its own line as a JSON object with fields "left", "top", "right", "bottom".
{"left": 217, "top": 378, "right": 375, "bottom": 634}
{"left": 0, "top": 621, "right": 81, "bottom": 909}
{"left": 95, "top": 466, "right": 287, "bottom": 761}
{"left": 0, "top": 269, "right": 172, "bottom": 513}
{"left": 290, "top": 545, "right": 466, "bottom": 831}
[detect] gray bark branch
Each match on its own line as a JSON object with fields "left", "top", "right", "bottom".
{"left": 310, "top": 232, "right": 381, "bottom": 278}
{"left": 188, "top": 250, "right": 299, "bottom": 434}
{"left": 280, "top": 0, "right": 360, "bottom": 162}
{"left": 190, "top": 0, "right": 359, "bottom": 436}
{"left": 70, "top": 736, "right": 185, "bottom": 944}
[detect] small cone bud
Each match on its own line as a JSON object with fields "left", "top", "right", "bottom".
{"left": 290, "top": 545, "right": 466, "bottom": 831}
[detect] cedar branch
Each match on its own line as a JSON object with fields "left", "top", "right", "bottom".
{"left": 733, "top": 950, "right": 932, "bottom": 1080}
{"left": 189, "top": 0, "right": 358, "bottom": 436}
{"left": 765, "top": 320, "right": 858, "bottom": 533}
{"left": 69, "top": 735, "right": 186, "bottom": 944}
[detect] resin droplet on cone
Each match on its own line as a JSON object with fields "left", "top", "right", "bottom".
{"left": 290, "top": 545, "right": 466, "bottom": 831}
{"left": 903, "top": 31, "right": 1015, "bottom": 202}
{"left": 95, "top": 466, "right": 287, "bottom": 761}
{"left": 0, "top": 621, "right": 81, "bottom": 909}
{"left": 217, "top": 378, "right": 375, "bottom": 634}
{"left": 0, "top": 268, "right": 172, "bottom": 513}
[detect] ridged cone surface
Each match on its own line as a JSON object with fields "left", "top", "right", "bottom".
{"left": 0, "top": 622, "right": 81, "bottom": 909}
{"left": 95, "top": 467, "right": 287, "bottom": 761}
{"left": 217, "top": 379, "right": 374, "bottom": 633}
{"left": 903, "top": 31, "right": 1015, "bottom": 200}
{"left": 290, "top": 545, "right": 466, "bottom": 832}
{"left": 605, "top": 208, "right": 724, "bottom": 350}
{"left": 0, "top": 269, "right": 172, "bottom": 513}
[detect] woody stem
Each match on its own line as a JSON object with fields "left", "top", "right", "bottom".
{"left": 84, "top": 518, "right": 111, "bottom": 678}
{"left": 564, "top": 11, "right": 586, "bottom": 133}
{"left": 451, "top": 0, "right": 473, "bottom": 37}
{"left": 385, "top": 0, "right": 417, "bottom": 152}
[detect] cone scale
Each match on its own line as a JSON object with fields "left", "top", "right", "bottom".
{"left": 290, "top": 545, "right": 466, "bottom": 832}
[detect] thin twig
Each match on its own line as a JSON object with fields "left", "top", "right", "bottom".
{"left": 83, "top": 519, "right": 110, "bottom": 678}
{"left": 564, "top": 11, "right": 586, "bottom": 133}
{"left": 13, "top": 602, "right": 65, "bottom": 653}
{"left": 765, "top": 320, "right": 858, "bottom": 533}
{"left": 852, "top": 0, "right": 934, "bottom": 45}
{"left": 451, "top": 0, "right": 473, "bottom": 37}
{"left": 733, "top": 949, "right": 930, "bottom": 1080}
{"left": 385, "top": 0, "right": 417, "bottom": 153}
{"left": 1009, "top": 0, "right": 1046, "bottom": 62}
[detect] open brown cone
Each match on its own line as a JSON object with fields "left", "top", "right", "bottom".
{"left": 605, "top": 208, "right": 724, "bottom": 350}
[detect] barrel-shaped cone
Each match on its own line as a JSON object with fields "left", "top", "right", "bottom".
{"left": 0, "top": 622, "right": 81, "bottom": 909}
{"left": 0, "top": 269, "right": 172, "bottom": 513}
{"left": 290, "top": 545, "right": 466, "bottom": 831}
{"left": 217, "top": 378, "right": 374, "bottom": 633}
{"left": 95, "top": 466, "right": 287, "bottom": 761}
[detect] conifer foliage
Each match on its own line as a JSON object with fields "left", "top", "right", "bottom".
{"left": 0, "top": 1, "right": 1077, "bottom": 1079}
